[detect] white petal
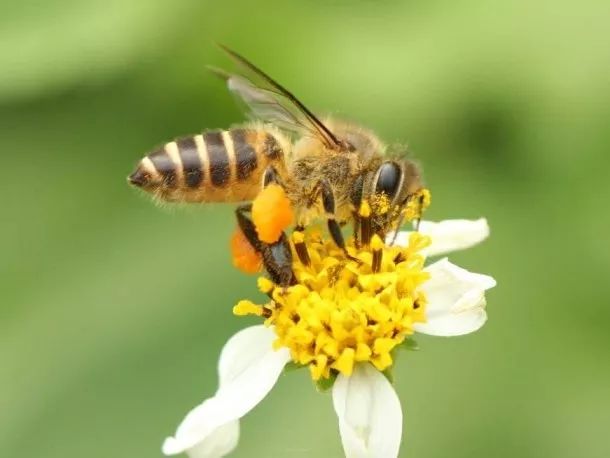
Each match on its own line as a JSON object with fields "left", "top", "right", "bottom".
{"left": 332, "top": 363, "right": 403, "bottom": 458}
{"left": 415, "top": 259, "right": 496, "bottom": 336}
{"left": 162, "top": 400, "right": 225, "bottom": 455}
{"left": 186, "top": 421, "right": 239, "bottom": 458}
{"left": 389, "top": 218, "right": 489, "bottom": 256}
{"left": 163, "top": 325, "right": 290, "bottom": 456}
{"left": 217, "top": 325, "right": 284, "bottom": 386}
{"left": 163, "top": 417, "right": 238, "bottom": 458}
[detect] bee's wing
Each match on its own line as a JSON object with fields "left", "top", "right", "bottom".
{"left": 213, "top": 45, "right": 343, "bottom": 150}
{"left": 225, "top": 75, "right": 315, "bottom": 134}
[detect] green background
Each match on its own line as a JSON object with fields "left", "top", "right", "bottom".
{"left": 2, "top": 0, "right": 609, "bottom": 457}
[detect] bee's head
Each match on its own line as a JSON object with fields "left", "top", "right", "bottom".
{"left": 355, "top": 160, "right": 430, "bottom": 238}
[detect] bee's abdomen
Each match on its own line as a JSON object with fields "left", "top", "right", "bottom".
{"left": 231, "top": 129, "right": 259, "bottom": 181}
{"left": 132, "top": 128, "right": 286, "bottom": 202}
{"left": 177, "top": 137, "right": 204, "bottom": 188}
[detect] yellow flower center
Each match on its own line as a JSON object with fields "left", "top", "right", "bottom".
{"left": 234, "top": 229, "right": 432, "bottom": 381}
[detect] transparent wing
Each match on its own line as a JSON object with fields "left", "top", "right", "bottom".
{"left": 226, "top": 74, "right": 315, "bottom": 134}
{"left": 213, "top": 45, "right": 343, "bottom": 150}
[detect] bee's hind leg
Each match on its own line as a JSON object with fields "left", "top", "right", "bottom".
{"left": 263, "top": 165, "right": 283, "bottom": 188}
{"left": 235, "top": 204, "right": 295, "bottom": 287}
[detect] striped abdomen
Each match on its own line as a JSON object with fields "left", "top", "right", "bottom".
{"left": 128, "top": 128, "right": 286, "bottom": 202}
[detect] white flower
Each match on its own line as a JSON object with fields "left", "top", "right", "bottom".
{"left": 163, "top": 218, "right": 495, "bottom": 458}
{"left": 162, "top": 326, "right": 290, "bottom": 457}
{"left": 389, "top": 218, "right": 490, "bottom": 257}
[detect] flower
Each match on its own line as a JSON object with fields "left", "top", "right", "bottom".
{"left": 162, "top": 218, "right": 495, "bottom": 458}
{"left": 234, "top": 230, "right": 431, "bottom": 380}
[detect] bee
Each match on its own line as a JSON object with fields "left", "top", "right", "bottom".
{"left": 128, "top": 46, "right": 428, "bottom": 285}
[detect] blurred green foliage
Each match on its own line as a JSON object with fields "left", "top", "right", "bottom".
{"left": 1, "top": 0, "right": 609, "bottom": 457}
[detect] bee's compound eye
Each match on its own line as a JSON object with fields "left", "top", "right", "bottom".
{"left": 374, "top": 162, "right": 402, "bottom": 200}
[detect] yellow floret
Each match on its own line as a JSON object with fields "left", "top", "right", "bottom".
{"left": 233, "top": 300, "right": 264, "bottom": 317}
{"left": 234, "top": 221, "right": 433, "bottom": 381}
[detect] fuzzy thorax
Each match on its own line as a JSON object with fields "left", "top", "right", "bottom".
{"left": 234, "top": 230, "right": 432, "bottom": 381}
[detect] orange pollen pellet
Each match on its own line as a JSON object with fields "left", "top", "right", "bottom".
{"left": 252, "top": 184, "right": 294, "bottom": 243}
{"left": 230, "top": 227, "right": 262, "bottom": 274}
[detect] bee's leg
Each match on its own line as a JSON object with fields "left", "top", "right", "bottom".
{"left": 349, "top": 176, "right": 364, "bottom": 249}
{"left": 263, "top": 165, "right": 283, "bottom": 188}
{"left": 316, "top": 179, "right": 360, "bottom": 262}
{"left": 262, "top": 166, "right": 309, "bottom": 270}
{"left": 260, "top": 232, "right": 295, "bottom": 287}
{"left": 359, "top": 211, "right": 372, "bottom": 247}
{"left": 352, "top": 212, "right": 361, "bottom": 248}
{"left": 262, "top": 165, "right": 312, "bottom": 267}
{"left": 388, "top": 212, "right": 406, "bottom": 246}
{"left": 412, "top": 194, "right": 425, "bottom": 232}
{"left": 235, "top": 203, "right": 261, "bottom": 251}
{"left": 235, "top": 204, "right": 295, "bottom": 287}
{"left": 288, "top": 223, "right": 312, "bottom": 267}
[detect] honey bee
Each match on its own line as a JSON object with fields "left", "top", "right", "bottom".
{"left": 128, "top": 46, "right": 428, "bottom": 285}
